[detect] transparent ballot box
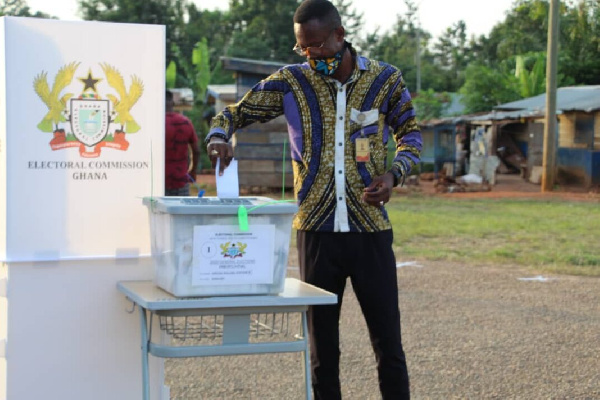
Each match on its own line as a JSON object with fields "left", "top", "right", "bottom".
{"left": 143, "top": 197, "right": 297, "bottom": 297}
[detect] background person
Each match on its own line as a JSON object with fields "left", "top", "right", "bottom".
{"left": 165, "top": 90, "right": 200, "bottom": 196}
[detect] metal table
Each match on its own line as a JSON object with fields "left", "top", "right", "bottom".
{"left": 117, "top": 278, "right": 337, "bottom": 400}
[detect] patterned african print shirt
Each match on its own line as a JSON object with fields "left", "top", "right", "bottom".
{"left": 207, "top": 48, "right": 422, "bottom": 233}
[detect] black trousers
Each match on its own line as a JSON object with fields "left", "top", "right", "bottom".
{"left": 297, "top": 230, "right": 410, "bottom": 400}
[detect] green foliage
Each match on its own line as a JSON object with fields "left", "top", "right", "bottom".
{"left": 192, "top": 39, "right": 211, "bottom": 102}
{"left": 1, "top": 0, "right": 53, "bottom": 17}
{"left": 332, "top": 0, "right": 364, "bottom": 46}
{"left": 170, "top": 39, "right": 213, "bottom": 170}
{"left": 227, "top": 0, "right": 299, "bottom": 63}
{"left": 368, "top": 1, "right": 473, "bottom": 94}
{"left": 558, "top": 0, "right": 600, "bottom": 84}
{"left": 412, "top": 89, "right": 450, "bottom": 121}
{"left": 77, "top": 0, "right": 600, "bottom": 119}
{"left": 470, "top": 0, "right": 600, "bottom": 86}
{"left": 182, "top": 4, "right": 234, "bottom": 82}
{"left": 432, "top": 20, "right": 470, "bottom": 89}
{"left": 0, "top": 0, "right": 25, "bottom": 15}
{"left": 368, "top": 9, "right": 438, "bottom": 93}
{"left": 79, "top": 0, "right": 186, "bottom": 66}
{"left": 473, "top": 0, "right": 549, "bottom": 64}
{"left": 459, "top": 63, "right": 520, "bottom": 113}
{"left": 514, "top": 52, "right": 546, "bottom": 98}
{"left": 166, "top": 61, "right": 177, "bottom": 89}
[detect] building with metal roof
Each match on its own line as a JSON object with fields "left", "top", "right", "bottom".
{"left": 495, "top": 86, "right": 600, "bottom": 113}
{"left": 419, "top": 86, "right": 600, "bottom": 188}
{"left": 473, "top": 86, "right": 600, "bottom": 188}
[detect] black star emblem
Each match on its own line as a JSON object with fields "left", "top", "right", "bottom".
{"left": 78, "top": 69, "right": 102, "bottom": 93}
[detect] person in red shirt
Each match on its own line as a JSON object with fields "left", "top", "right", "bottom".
{"left": 165, "top": 90, "right": 200, "bottom": 196}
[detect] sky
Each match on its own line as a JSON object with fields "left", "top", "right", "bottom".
{"left": 25, "top": 0, "right": 516, "bottom": 40}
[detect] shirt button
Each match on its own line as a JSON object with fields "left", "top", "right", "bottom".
{"left": 338, "top": 142, "right": 343, "bottom": 146}
{"left": 338, "top": 197, "right": 343, "bottom": 201}
{"left": 339, "top": 116, "right": 343, "bottom": 120}
{"left": 338, "top": 170, "right": 343, "bottom": 174}
{"left": 339, "top": 88, "right": 343, "bottom": 92}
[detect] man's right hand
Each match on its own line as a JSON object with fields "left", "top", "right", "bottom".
{"left": 207, "top": 140, "right": 234, "bottom": 176}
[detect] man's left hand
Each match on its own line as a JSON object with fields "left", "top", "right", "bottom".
{"left": 362, "top": 172, "right": 395, "bottom": 207}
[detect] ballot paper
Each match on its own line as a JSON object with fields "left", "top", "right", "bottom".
{"left": 216, "top": 158, "right": 239, "bottom": 198}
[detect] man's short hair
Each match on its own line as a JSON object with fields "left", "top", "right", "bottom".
{"left": 293, "top": 0, "right": 341, "bottom": 30}
{"left": 166, "top": 90, "right": 173, "bottom": 102}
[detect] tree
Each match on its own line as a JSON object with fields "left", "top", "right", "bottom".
{"left": 366, "top": 0, "right": 480, "bottom": 94}
{"left": 412, "top": 89, "right": 450, "bottom": 121}
{"left": 166, "top": 61, "right": 177, "bottom": 89}
{"left": 332, "top": 0, "right": 364, "bottom": 46}
{"left": 514, "top": 52, "right": 546, "bottom": 98}
{"left": 456, "top": 0, "right": 599, "bottom": 113}
{"left": 559, "top": 0, "right": 600, "bottom": 84}
{"left": 224, "top": 0, "right": 366, "bottom": 62}
{"left": 368, "top": 11, "right": 429, "bottom": 93}
{"left": 181, "top": 4, "right": 233, "bottom": 83}
{"left": 1, "top": 0, "right": 53, "bottom": 17}
{"left": 459, "top": 63, "right": 520, "bottom": 113}
{"left": 432, "top": 20, "right": 470, "bottom": 90}
{"left": 226, "top": 0, "right": 299, "bottom": 63}
{"left": 78, "top": 0, "right": 187, "bottom": 66}
{"left": 475, "top": 0, "right": 550, "bottom": 64}
{"left": 471, "top": 0, "right": 600, "bottom": 86}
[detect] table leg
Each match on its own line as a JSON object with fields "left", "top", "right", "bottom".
{"left": 302, "top": 311, "right": 313, "bottom": 400}
{"left": 139, "top": 306, "right": 150, "bottom": 400}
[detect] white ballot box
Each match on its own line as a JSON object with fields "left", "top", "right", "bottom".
{"left": 144, "top": 197, "right": 298, "bottom": 297}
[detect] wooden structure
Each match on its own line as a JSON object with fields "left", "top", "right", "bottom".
{"left": 416, "top": 93, "right": 468, "bottom": 177}
{"left": 419, "top": 119, "right": 461, "bottom": 177}
{"left": 205, "top": 84, "right": 236, "bottom": 115}
{"left": 466, "top": 110, "right": 545, "bottom": 182}
{"left": 220, "top": 57, "right": 293, "bottom": 189}
{"left": 170, "top": 87, "right": 194, "bottom": 112}
{"left": 495, "top": 86, "right": 600, "bottom": 188}
{"left": 555, "top": 111, "right": 600, "bottom": 187}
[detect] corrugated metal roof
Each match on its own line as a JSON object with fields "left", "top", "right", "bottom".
{"left": 495, "top": 86, "right": 600, "bottom": 112}
{"left": 420, "top": 115, "right": 468, "bottom": 127}
{"left": 220, "top": 57, "right": 288, "bottom": 75}
{"left": 443, "top": 93, "right": 467, "bottom": 116}
{"left": 206, "top": 84, "right": 236, "bottom": 98}
{"left": 468, "top": 109, "right": 546, "bottom": 122}
{"left": 169, "top": 88, "right": 194, "bottom": 103}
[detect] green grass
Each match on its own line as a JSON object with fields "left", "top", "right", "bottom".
{"left": 387, "top": 195, "right": 600, "bottom": 276}
{"left": 192, "top": 181, "right": 599, "bottom": 276}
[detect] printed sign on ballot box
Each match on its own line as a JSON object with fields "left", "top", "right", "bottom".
{"left": 192, "top": 225, "right": 275, "bottom": 286}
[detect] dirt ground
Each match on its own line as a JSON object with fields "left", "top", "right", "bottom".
{"left": 407, "top": 173, "right": 600, "bottom": 202}
{"left": 166, "top": 172, "right": 599, "bottom": 399}
{"left": 197, "top": 171, "right": 600, "bottom": 202}
{"left": 164, "top": 260, "right": 600, "bottom": 400}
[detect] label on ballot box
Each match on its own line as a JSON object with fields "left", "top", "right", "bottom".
{"left": 143, "top": 196, "right": 297, "bottom": 297}
{"left": 192, "top": 225, "right": 274, "bottom": 286}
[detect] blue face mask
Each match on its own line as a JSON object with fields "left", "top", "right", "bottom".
{"left": 309, "top": 47, "right": 344, "bottom": 76}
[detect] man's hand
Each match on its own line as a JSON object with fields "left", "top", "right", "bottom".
{"left": 207, "top": 140, "right": 234, "bottom": 176}
{"left": 362, "top": 172, "right": 395, "bottom": 207}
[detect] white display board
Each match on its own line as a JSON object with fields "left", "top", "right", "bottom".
{"left": 0, "top": 17, "right": 167, "bottom": 400}
{"left": 0, "top": 17, "right": 165, "bottom": 262}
